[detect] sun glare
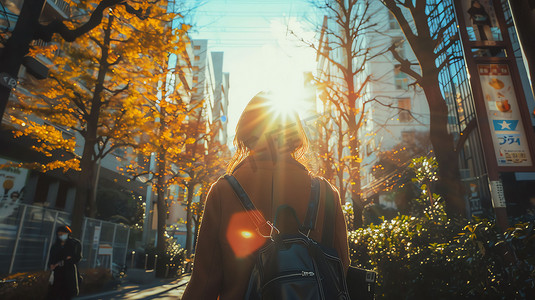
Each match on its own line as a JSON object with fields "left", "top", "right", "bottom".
{"left": 240, "top": 230, "right": 253, "bottom": 239}
{"left": 269, "top": 89, "right": 307, "bottom": 118}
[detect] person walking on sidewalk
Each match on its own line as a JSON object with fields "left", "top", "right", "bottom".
{"left": 182, "top": 92, "right": 350, "bottom": 299}
{"left": 47, "top": 225, "right": 82, "bottom": 300}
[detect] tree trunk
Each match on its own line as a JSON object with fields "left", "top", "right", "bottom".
{"left": 422, "top": 73, "right": 466, "bottom": 216}
{"left": 185, "top": 183, "right": 195, "bottom": 254}
{"left": 155, "top": 148, "right": 167, "bottom": 277}
{"left": 0, "top": 0, "right": 46, "bottom": 122}
{"left": 348, "top": 122, "right": 363, "bottom": 229}
{"left": 71, "top": 15, "right": 113, "bottom": 237}
{"left": 71, "top": 146, "right": 96, "bottom": 238}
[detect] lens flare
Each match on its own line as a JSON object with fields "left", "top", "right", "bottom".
{"left": 226, "top": 211, "right": 267, "bottom": 258}
{"left": 241, "top": 231, "right": 253, "bottom": 239}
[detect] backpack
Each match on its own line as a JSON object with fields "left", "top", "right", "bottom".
{"left": 224, "top": 175, "right": 351, "bottom": 300}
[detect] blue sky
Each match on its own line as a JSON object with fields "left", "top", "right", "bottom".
{"left": 186, "top": 0, "right": 320, "bottom": 140}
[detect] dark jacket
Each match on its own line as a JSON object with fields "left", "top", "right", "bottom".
{"left": 182, "top": 156, "right": 350, "bottom": 299}
{"left": 48, "top": 237, "right": 82, "bottom": 299}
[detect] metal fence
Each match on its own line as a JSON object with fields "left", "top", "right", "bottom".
{"left": 79, "top": 218, "right": 130, "bottom": 272}
{"left": 0, "top": 203, "right": 130, "bottom": 275}
{"left": 0, "top": 203, "right": 71, "bottom": 274}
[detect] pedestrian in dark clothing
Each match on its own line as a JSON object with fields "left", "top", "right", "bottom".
{"left": 47, "top": 226, "right": 82, "bottom": 300}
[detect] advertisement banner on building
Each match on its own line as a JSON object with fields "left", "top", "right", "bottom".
{"left": 0, "top": 158, "right": 29, "bottom": 219}
{"left": 460, "top": 0, "right": 502, "bottom": 42}
{"left": 478, "top": 64, "right": 533, "bottom": 167}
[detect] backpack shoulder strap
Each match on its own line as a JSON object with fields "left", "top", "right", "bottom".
{"left": 321, "top": 179, "right": 336, "bottom": 247}
{"left": 225, "top": 174, "right": 321, "bottom": 237}
{"left": 225, "top": 175, "right": 283, "bottom": 238}
{"left": 301, "top": 177, "right": 321, "bottom": 234}
{"left": 224, "top": 175, "right": 269, "bottom": 230}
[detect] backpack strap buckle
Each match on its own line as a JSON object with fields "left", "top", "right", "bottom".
{"left": 257, "top": 220, "right": 280, "bottom": 241}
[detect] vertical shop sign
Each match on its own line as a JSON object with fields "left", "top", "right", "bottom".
{"left": 478, "top": 64, "right": 533, "bottom": 167}
{"left": 460, "top": 0, "right": 502, "bottom": 42}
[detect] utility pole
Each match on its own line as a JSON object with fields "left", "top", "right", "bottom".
{"left": 0, "top": 0, "right": 46, "bottom": 123}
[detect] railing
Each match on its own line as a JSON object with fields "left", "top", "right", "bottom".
{"left": 0, "top": 203, "right": 71, "bottom": 274}
{"left": 79, "top": 218, "right": 130, "bottom": 271}
{"left": 47, "top": 0, "right": 72, "bottom": 18}
{"left": 0, "top": 203, "right": 130, "bottom": 275}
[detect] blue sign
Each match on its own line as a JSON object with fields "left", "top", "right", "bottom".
{"left": 493, "top": 120, "right": 519, "bottom": 131}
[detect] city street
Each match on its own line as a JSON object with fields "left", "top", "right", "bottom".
{"left": 75, "top": 275, "right": 190, "bottom": 300}
{"left": 1, "top": 0, "right": 535, "bottom": 299}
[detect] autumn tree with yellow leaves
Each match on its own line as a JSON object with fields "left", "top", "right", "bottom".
{"left": 177, "top": 105, "right": 229, "bottom": 254}
{"left": 8, "top": 1, "right": 191, "bottom": 237}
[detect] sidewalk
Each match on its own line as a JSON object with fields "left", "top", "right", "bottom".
{"left": 75, "top": 274, "right": 190, "bottom": 300}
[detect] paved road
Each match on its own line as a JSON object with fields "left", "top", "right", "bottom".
{"left": 76, "top": 275, "right": 190, "bottom": 300}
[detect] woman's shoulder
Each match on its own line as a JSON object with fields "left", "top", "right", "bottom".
{"left": 207, "top": 175, "right": 233, "bottom": 194}
{"left": 312, "top": 175, "right": 339, "bottom": 194}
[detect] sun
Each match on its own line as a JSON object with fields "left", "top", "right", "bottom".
{"left": 268, "top": 88, "right": 308, "bottom": 118}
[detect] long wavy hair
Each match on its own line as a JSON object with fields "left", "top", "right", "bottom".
{"left": 227, "top": 92, "right": 309, "bottom": 174}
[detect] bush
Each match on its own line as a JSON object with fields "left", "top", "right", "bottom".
{"left": 141, "top": 237, "right": 188, "bottom": 278}
{"left": 0, "top": 268, "right": 117, "bottom": 300}
{"left": 349, "top": 200, "right": 535, "bottom": 299}
{"left": 0, "top": 271, "right": 49, "bottom": 300}
{"left": 79, "top": 268, "right": 118, "bottom": 295}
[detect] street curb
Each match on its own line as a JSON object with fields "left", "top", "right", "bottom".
{"left": 74, "top": 274, "right": 190, "bottom": 300}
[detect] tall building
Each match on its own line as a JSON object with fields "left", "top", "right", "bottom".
{"left": 164, "top": 39, "right": 230, "bottom": 247}
{"left": 356, "top": 2, "right": 430, "bottom": 208}
{"left": 315, "top": 0, "right": 535, "bottom": 222}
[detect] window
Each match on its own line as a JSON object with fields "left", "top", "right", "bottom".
{"left": 113, "top": 148, "right": 127, "bottom": 158}
{"left": 366, "top": 139, "right": 376, "bottom": 157}
{"left": 398, "top": 98, "right": 412, "bottom": 122}
{"left": 392, "top": 37, "right": 405, "bottom": 59}
{"left": 192, "top": 66, "right": 199, "bottom": 71}
{"left": 388, "top": 12, "right": 398, "bottom": 30}
{"left": 401, "top": 131, "right": 415, "bottom": 144}
{"left": 394, "top": 65, "right": 408, "bottom": 90}
{"left": 193, "top": 76, "right": 198, "bottom": 83}
{"left": 194, "top": 45, "right": 201, "bottom": 50}
{"left": 194, "top": 55, "right": 200, "bottom": 61}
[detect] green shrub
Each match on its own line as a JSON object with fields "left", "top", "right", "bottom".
{"left": 143, "top": 237, "right": 188, "bottom": 278}
{"left": 349, "top": 201, "right": 535, "bottom": 299}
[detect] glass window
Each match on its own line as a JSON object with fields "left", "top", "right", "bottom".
{"left": 388, "top": 12, "right": 398, "bottom": 30}
{"left": 394, "top": 65, "right": 409, "bottom": 90}
{"left": 398, "top": 98, "right": 412, "bottom": 122}
{"left": 392, "top": 37, "right": 405, "bottom": 59}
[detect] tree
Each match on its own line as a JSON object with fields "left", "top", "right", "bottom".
{"left": 314, "top": 91, "right": 352, "bottom": 212}
{"left": 177, "top": 104, "right": 229, "bottom": 254}
{"left": 369, "top": 132, "right": 432, "bottom": 213}
{"left": 96, "top": 187, "right": 143, "bottom": 226}
{"left": 0, "top": 0, "right": 153, "bottom": 122}
{"left": 380, "top": 0, "right": 467, "bottom": 216}
{"left": 118, "top": 20, "right": 195, "bottom": 275}
{"left": 296, "top": 0, "right": 375, "bottom": 228}
{"left": 7, "top": 1, "right": 189, "bottom": 238}
{"left": 372, "top": 131, "right": 431, "bottom": 193}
